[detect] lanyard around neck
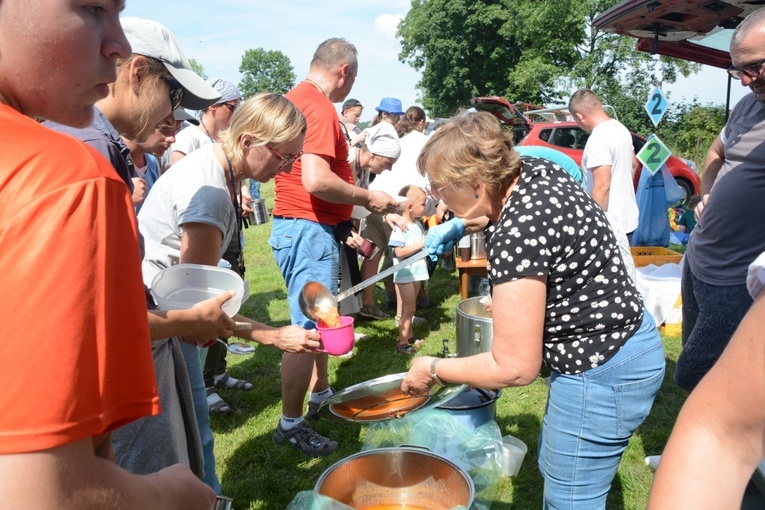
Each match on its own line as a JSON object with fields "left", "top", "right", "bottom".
{"left": 224, "top": 155, "right": 244, "bottom": 235}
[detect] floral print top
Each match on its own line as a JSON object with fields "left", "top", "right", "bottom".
{"left": 487, "top": 157, "right": 643, "bottom": 374}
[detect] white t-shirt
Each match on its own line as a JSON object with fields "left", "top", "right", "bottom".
{"left": 138, "top": 145, "right": 237, "bottom": 286}
{"left": 171, "top": 124, "right": 213, "bottom": 158}
{"left": 370, "top": 130, "right": 436, "bottom": 216}
{"left": 389, "top": 221, "right": 429, "bottom": 284}
{"left": 582, "top": 119, "right": 638, "bottom": 233}
{"left": 370, "top": 130, "right": 429, "bottom": 197}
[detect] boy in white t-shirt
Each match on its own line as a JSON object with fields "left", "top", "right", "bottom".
{"left": 388, "top": 185, "right": 430, "bottom": 354}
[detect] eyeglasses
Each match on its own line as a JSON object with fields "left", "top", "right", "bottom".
{"left": 220, "top": 102, "right": 238, "bottom": 113}
{"left": 727, "top": 58, "right": 765, "bottom": 80}
{"left": 267, "top": 145, "right": 303, "bottom": 169}
{"left": 162, "top": 75, "right": 184, "bottom": 110}
{"left": 425, "top": 180, "right": 448, "bottom": 198}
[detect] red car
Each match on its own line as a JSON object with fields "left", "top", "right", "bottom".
{"left": 470, "top": 96, "right": 701, "bottom": 205}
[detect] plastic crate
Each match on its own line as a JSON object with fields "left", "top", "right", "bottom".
{"left": 630, "top": 247, "right": 683, "bottom": 267}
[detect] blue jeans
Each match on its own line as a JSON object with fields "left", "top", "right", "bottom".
{"left": 538, "top": 313, "right": 665, "bottom": 509}
{"left": 180, "top": 342, "right": 220, "bottom": 494}
{"left": 249, "top": 179, "right": 261, "bottom": 200}
{"left": 677, "top": 261, "right": 753, "bottom": 391}
{"left": 268, "top": 217, "right": 338, "bottom": 328}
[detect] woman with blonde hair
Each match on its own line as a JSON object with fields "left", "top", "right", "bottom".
{"left": 402, "top": 111, "right": 665, "bottom": 509}
{"left": 139, "top": 91, "right": 320, "bottom": 490}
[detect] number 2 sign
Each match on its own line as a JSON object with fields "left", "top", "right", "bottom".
{"left": 637, "top": 134, "right": 671, "bottom": 175}
{"left": 645, "top": 86, "right": 668, "bottom": 127}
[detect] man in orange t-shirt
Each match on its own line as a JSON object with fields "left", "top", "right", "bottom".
{"left": 0, "top": 2, "right": 215, "bottom": 509}
{"left": 269, "top": 37, "right": 398, "bottom": 456}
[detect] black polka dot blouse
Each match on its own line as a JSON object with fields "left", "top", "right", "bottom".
{"left": 486, "top": 157, "right": 644, "bottom": 374}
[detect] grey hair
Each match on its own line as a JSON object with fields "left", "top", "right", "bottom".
{"left": 731, "top": 7, "right": 765, "bottom": 47}
{"left": 310, "top": 38, "right": 358, "bottom": 71}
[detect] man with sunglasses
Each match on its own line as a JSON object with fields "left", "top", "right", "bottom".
{"left": 676, "top": 7, "right": 765, "bottom": 393}
{"left": 171, "top": 78, "right": 241, "bottom": 165}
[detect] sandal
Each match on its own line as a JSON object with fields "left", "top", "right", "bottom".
{"left": 408, "top": 338, "right": 425, "bottom": 348}
{"left": 214, "top": 372, "right": 254, "bottom": 391}
{"left": 395, "top": 344, "right": 415, "bottom": 355}
{"left": 207, "top": 388, "right": 234, "bottom": 414}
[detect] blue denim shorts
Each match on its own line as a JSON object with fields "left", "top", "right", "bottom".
{"left": 677, "top": 261, "right": 753, "bottom": 392}
{"left": 268, "top": 217, "right": 338, "bottom": 328}
{"left": 539, "top": 313, "right": 665, "bottom": 509}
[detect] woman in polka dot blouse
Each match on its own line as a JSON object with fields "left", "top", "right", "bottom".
{"left": 402, "top": 111, "right": 665, "bottom": 509}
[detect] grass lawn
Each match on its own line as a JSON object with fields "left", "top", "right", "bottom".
{"left": 212, "top": 181, "right": 687, "bottom": 509}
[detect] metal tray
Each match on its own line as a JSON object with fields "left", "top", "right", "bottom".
{"left": 318, "top": 372, "right": 467, "bottom": 423}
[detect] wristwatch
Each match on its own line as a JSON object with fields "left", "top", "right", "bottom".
{"left": 430, "top": 358, "right": 446, "bottom": 386}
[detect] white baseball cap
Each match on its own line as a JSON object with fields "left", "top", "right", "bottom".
{"left": 121, "top": 17, "right": 221, "bottom": 110}
{"left": 365, "top": 121, "right": 401, "bottom": 159}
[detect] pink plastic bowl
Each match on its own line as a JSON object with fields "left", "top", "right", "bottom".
{"left": 316, "top": 316, "right": 355, "bottom": 356}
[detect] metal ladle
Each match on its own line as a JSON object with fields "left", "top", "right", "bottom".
{"left": 215, "top": 339, "right": 255, "bottom": 355}
{"left": 298, "top": 281, "right": 337, "bottom": 322}
{"left": 298, "top": 249, "right": 430, "bottom": 322}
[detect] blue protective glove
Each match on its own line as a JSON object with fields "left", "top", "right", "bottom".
{"left": 425, "top": 218, "right": 465, "bottom": 261}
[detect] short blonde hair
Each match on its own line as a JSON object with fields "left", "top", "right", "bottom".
{"left": 220, "top": 92, "right": 306, "bottom": 167}
{"left": 417, "top": 111, "right": 520, "bottom": 193}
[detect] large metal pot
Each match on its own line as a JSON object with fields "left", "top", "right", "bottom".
{"left": 437, "top": 387, "right": 501, "bottom": 431}
{"left": 315, "top": 446, "right": 475, "bottom": 509}
{"left": 455, "top": 297, "right": 493, "bottom": 358}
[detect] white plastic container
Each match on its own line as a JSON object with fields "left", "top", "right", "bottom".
{"left": 151, "top": 264, "right": 244, "bottom": 317}
{"left": 499, "top": 434, "right": 528, "bottom": 477}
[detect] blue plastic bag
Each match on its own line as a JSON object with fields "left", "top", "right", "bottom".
{"left": 632, "top": 165, "right": 672, "bottom": 247}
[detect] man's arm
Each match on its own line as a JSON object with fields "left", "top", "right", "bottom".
{"left": 300, "top": 153, "right": 397, "bottom": 214}
{"left": 0, "top": 438, "right": 216, "bottom": 510}
{"left": 695, "top": 135, "right": 725, "bottom": 221}
{"left": 589, "top": 164, "right": 612, "bottom": 210}
{"left": 700, "top": 134, "right": 725, "bottom": 195}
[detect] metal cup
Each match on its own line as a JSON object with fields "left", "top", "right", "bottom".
{"left": 212, "top": 496, "right": 233, "bottom": 510}
{"left": 246, "top": 198, "right": 269, "bottom": 225}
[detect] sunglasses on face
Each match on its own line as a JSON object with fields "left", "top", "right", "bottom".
{"left": 727, "top": 58, "right": 765, "bottom": 80}
{"left": 162, "top": 75, "right": 184, "bottom": 110}
{"left": 220, "top": 102, "right": 238, "bottom": 113}
{"left": 267, "top": 145, "right": 303, "bottom": 169}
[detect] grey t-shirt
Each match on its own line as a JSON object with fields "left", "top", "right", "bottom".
{"left": 687, "top": 92, "right": 765, "bottom": 285}
{"left": 138, "top": 144, "right": 236, "bottom": 286}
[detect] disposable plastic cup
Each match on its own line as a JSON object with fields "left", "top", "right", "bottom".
{"left": 316, "top": 316, "right": 355, "bottom": 356}
{"left": 499, "top": 435, "right": 528, "bottom": 477}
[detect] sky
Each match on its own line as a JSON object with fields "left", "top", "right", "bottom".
{"left": 122, "top": 0, "right": 748, "bottom": 123}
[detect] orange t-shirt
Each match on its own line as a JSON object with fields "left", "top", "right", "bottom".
{"left": 0, "top": 105, "right": 160, "bottom": 454}
{"left": 274, "top": 82, "right": 353, "bottom": 226}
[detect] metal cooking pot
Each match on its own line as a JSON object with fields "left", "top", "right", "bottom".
{"left": 455, "top": 297, "right": 493, "bottom": 358}
{"left": 437, "top": 387, "right": 501, "bottom": 431}
{"left": 315, "top": 446, "right": 475, "bottom": 510}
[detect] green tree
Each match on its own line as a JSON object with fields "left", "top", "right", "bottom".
{"left": 238, "top": 48, "right": 296, "bottom": 99}
{"left": 397, "top": 0, "right": 700, "bottom": 116}
{"left": 398, "top": 0, "right": 582, "bottom": 116}
{"left": 188, "top": 57, "right": 207, "bottom": 80}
